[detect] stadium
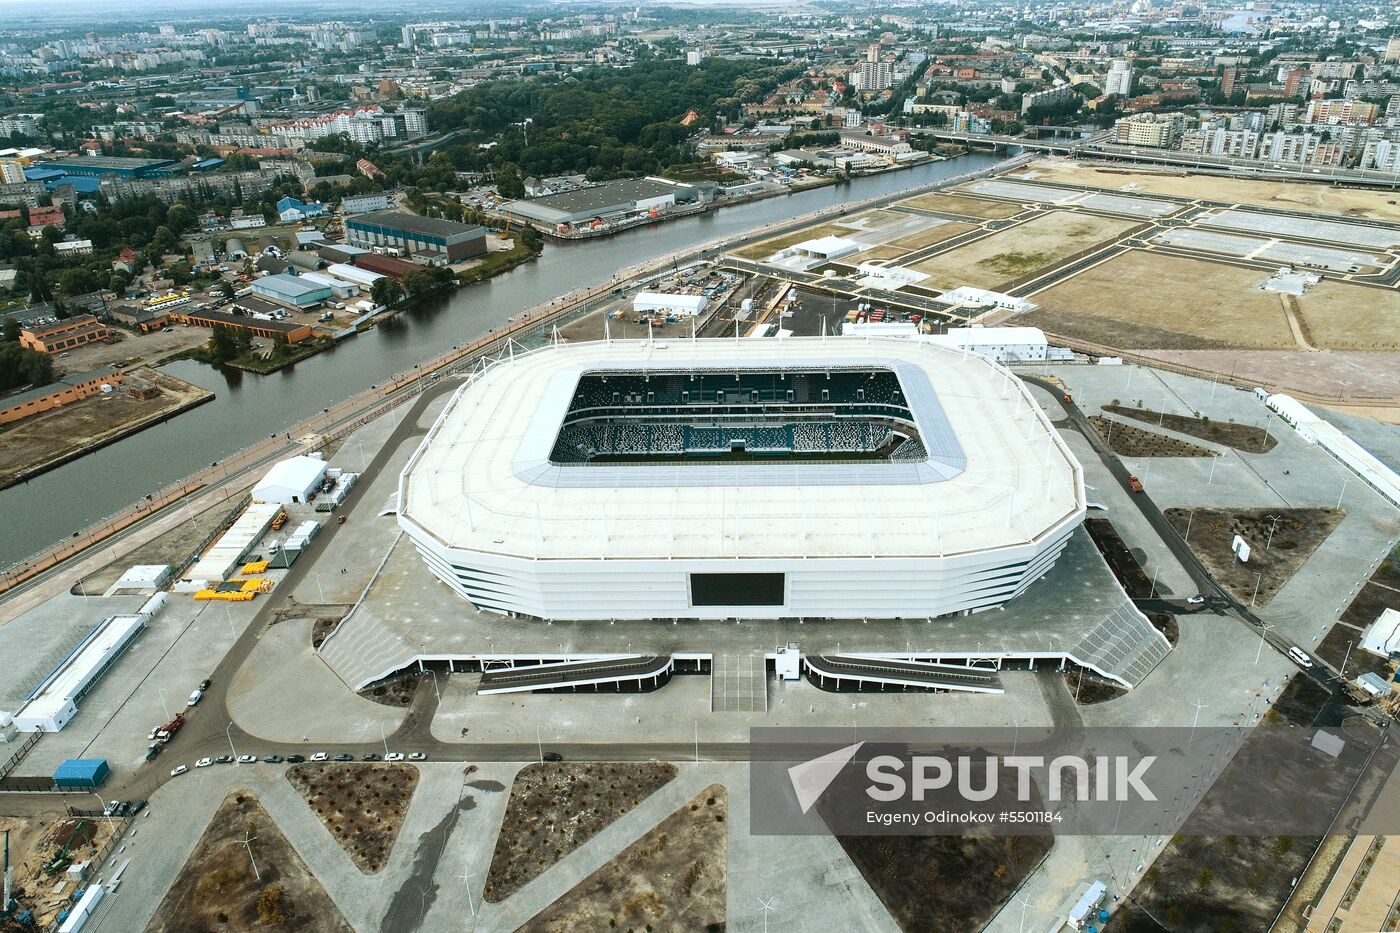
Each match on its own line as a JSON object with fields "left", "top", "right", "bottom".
{"left": 397, "top": 336, "right": 1085, "bottom": 621}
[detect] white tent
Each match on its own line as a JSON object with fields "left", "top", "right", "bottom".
{"left": 1361, "top": 608, "right": 1400, "bottom": 658}
{"left": 253, "top": 455, "right": 327, "bottom": 504}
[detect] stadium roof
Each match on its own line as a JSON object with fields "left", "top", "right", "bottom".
{"left": 400, "top": 337, "right": 1083, "bottom": 562}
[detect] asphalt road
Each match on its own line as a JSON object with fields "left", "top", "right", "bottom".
{"left": 1020, "top": 375, "right": 1343, "bottom": 693}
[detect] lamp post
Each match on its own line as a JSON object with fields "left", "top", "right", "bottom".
{"left": 226, "top": 721, "right": 239, "bottom": 761}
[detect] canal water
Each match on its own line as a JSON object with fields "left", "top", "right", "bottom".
{"left": 2, "top": 153, "right": 1006, "bottom": 566}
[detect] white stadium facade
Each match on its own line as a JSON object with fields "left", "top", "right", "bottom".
{"left": 398, "top": 337, "right": 1086, "bottom": 622}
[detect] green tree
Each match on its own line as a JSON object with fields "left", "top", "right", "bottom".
{"left": 2, "top": 317, "right": 21, "bottom": 343}
{"left": 371, "top": 276, "right": 404, "bottom": 307}
{"left": 494, "top": 164, "right": 525, "bottom": 199}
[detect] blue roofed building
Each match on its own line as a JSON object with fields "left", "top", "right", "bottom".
{"left": 251, "top": 272, "right": 332, "bottom": 309}
{"left": 277, "top": 196, "right": 327, "bottom": 224}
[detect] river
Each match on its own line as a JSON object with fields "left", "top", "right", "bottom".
{"left": 1, "top": 153, "right": 1006, "bottom": 566}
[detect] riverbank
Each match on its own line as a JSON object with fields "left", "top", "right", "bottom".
{"left": 0, "top": 151, "right": 1014, "bottom": 569}
{"left": 0, "top": 369, "right": 213, "bottom": 491}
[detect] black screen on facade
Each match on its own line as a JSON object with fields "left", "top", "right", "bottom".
{"left": 690, "top": 573, "right": 785, "bottom": 606}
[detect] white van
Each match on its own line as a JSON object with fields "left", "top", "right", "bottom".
{"left": 187, "top": 689, "right": 203, "bottom": 706}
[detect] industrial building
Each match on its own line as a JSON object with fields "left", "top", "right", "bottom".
{"left": 19, "top": 315, "right": 113, "bottom": 354}
{"left": 0, "top": 367, "right": 125, "bottom": 425}
{"left": 344, "top": 210, "right": 488, "bottom": 263}
{"left": 502, "top": 177, "right": 702, "bottom": 229}
{"left": 167, "top": 307, "right": 312, "bottom": 343}
{"left": 33, "top": 155, "right": 175, "bottom": 179}
{"left": 399, "top": 337, "right": 1085, "bottom": 621}
{"left": 251, "top": 272, "right": 333, "bottom": 309}
{"left": 341, "top": 193, "right": 391, "bottom": 214}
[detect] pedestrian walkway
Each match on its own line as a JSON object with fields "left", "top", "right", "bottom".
{"left": 712, "top": 651, "right": 768, "bottom": 712}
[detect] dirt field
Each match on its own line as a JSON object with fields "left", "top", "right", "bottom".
{"left": 1296, "top": 282, "right": 1400, "bottom": 351}
{"left": 888, "top": 221, "right": 979, "bottom": 251}
{"left": 0, "top": 368, "right": 213, "bottom": 489}
{"left": 148, "top": 791, "right": 352, "bottom": 933}
{"left": 1090, "top": 415, "right": 1217, "bottom": 457}
{"left": 1021, "top": 159, "right": 1400, "bottom": 223}
{"left": 733, "top": 223, "right": 850, "bottom": 260}
{"left": 835, "top": 834, "right": 1052, "bottom": 932}
{"left": 484, "top": 761, "right": 678, "bottom": 903}
{"left": 1026, "top": 251, "right": 1297, "bottom": 349}
{"left": 285, "top": 763, "right": 419, "bottom": 873}
{"left": 898, "top": 192, "right": 1025, "bottom": 219}
{"left": 46, "top": 323, "right": 212, "bottom": 373}
{"left": 1165, "top": 507, "right": 1346, "bottom": 607}
{"left": 849, "top": 245, "right": 912, "bottom": 263}
{"left": 0, "top": 815, "right": 124, "bottom": 928}
{"left": 518, "top": 785, "right": 727, "bottom": 933}
{"left": 908, "top": 211, "right": 1137, "bottom": 290}
{"left": 1103, "top": 405, "right": 1276, "bottom": 453}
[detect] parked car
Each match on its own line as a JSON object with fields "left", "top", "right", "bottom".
{"left": 145, "top": 745, "right": 161, "bottom": 762}
{"left": 170, "top": 765, "right": 188, "bottom": 777}
{"left": 543, "top": 752, "right": 563, "bottom": 762}
{"left": 1186, "top": 595, "right": 1205, "bottom": 605}
{"left": 362, "top": 753, "right": 382, "bottom": 762}
{"left": 214, "top": 755, "right": 234, "bottom": 764}
{"left": 309, "top": 752, "right": 328, "bottom": 762}
{"left": 195, "top": 757, "right": 213, "bottom": 768}
{"left": 130, "top": 800, "right": 147, "bottom": 815}
{"left": 264, "top": 755, "right": 285, "bottom": 764}
{"left": 237, "top": 754, "right": 257, "bottom": 764}
{"left": 408, "top": 752, "right": 427, "bottom": 761}
{"left": 285, "top": 754, "right": 306, "bottom": 764}
{"left": 199, "top": 678, "right": 212, "bottom": 691}
{"left": 147, "top": 727, "right": 160, "bottom": 741}
{"left": 187, "top": 689, "right": 203, "bottom": 706}
{"left": 333, "top": 753, "right": 354, "bottom": 762}
{"left": 1288, "top": 646, "right": 1314, "bottom": 669}
{"left": 384, "top": 752, "right": 405, "bottom": 762}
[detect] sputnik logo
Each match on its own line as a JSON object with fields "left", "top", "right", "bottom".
{"left": 787, "top": 741, "right": 864, "bottom": 814}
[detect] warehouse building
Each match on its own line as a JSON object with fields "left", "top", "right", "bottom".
{"left": 251, "top": 272, "right": 333, "bottom": 309}
{"left": 344, "top": 210, "right": 488, "bottom": 262}
{"left": 502, "top": 177, "right": 702, "bottom": 229}
{"left": 633, "top": 291, "right": 709, "bottom": 317}
{"left": 168, "top": 307, "right": 312, "bottom": 343}
{"left": 35, "top": 155, "right": 175, "bottom": 179}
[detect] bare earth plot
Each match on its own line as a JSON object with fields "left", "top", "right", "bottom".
{"left": 148, "top": 791, "right": 352, "bottom": 933}
{"left": 849, "top": 245, "right": 912, "bottom": 264}
{"left": 1164, "top": 507, "right": 1345, "bottom": 607}
{"left": 1089, "top": 415, "right": 1216, "bottom": 458}
{"left": 1019, "top": 159, "right": 1400, "bottom": 223}
{"left": 484, "top": 761, "right": 678, "bottom": 903}
{"left": 1025, "top": 251, "right": 1297, "bottom": 349}
{"left": 0, "top": 368, "right": 212, "bottom": 489}
{"left": 1297, "top": 283, "right": 1400, "bottom": 351}
{"left": 897, "top": 192, "right": 1025, "bottom": 219}
{"left": 518, "top": 785, "right": 727, "bottom": 933}
{"left": 734, "top": 223, "right": 850, "bottom": 260}
{"left": 887, "top": 220, "right": 979, "bottom": 251}
{"left": 907, "top": 211, "right": 1137, "bottom": 291}
{"left": 1103, "top": 405, "right": 1276, "bottom": 453}
{"left": 286, "top": 763, "right": 419, "bottom": 873}
{"left": 1127, "top": 350, "right": 1400, "bottom": 406}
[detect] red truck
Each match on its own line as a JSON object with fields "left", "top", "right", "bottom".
{"left": 1126, "top": 474, "right": 1144, "bottom": 493}
{"left": 155, "top": 712, "right": 186, "bottom": 743}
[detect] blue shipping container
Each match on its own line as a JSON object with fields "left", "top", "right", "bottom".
{"left": 53, "top": 758, "right": 109, "bottom": 789}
